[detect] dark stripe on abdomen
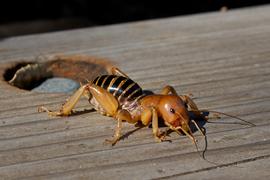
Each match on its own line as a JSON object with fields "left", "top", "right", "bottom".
{"left": 101, "top": 75, "right": 116, "bottom": 90}
{"left": 123, "top": 83, "right": 142, "bottom": 99}
{"left": 94, "top": 75, "right": 107, "bottom": 86}
{"left": 108, "top": 76, "right": 126, "bottom": 94}
{"left": 93, "top": 75, "right": 143, "bottom": 102}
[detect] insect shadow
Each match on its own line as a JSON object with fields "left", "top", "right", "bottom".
{"left": 119, "top": 109, "right": 209, "bottom": 144}
{"left": 70, "top": 108, "right": 96, "bottom": 116}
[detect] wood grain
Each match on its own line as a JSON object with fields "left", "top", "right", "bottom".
{"left": 0, "top": 5, "right": 270, "bottom": 180}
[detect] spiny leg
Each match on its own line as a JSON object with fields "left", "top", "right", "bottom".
{"left": 38, "top": 84, "right": 90, "bottom": 116}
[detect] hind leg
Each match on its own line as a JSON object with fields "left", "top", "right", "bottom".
{"left": 39, "top": 82, "right": 120, "bottom": 117}
{"left": 111, "top": 66, "right": 129, "bottom": 78}
{"left": 38, "top": 84, "right": 91, "bottom": 116}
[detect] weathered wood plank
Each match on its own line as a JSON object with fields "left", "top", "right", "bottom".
{"left": 0, "top": 5, "right": 270, "bottom": 180}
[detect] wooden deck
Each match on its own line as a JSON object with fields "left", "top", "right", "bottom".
{"left": 0, "top": 5, "right": 270, "bottom": 180}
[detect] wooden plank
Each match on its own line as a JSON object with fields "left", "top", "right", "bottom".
{"left": 0, "top": 5, "right": 270, "bottom": 180}
{"left": 166, "top": 156, "right": 270, "bottom": 180}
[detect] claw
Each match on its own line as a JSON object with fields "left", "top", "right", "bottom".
{"left": 104, "top": 138, "right": 119, "bottom": 146}
{"left": 155, "top": 133, "right": 167, "bottom": 142}
{"left": 38, "top": 106, "right": 63, "bottom": 116}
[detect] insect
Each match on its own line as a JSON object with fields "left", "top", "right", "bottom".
{"left": 39, "top": 67, "right": 254, "bottom": 147}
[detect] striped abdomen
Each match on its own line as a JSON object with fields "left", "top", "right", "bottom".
{"left": 92, "top": 75, "right": 144, "bottom": 105}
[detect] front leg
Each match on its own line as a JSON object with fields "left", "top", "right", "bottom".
{"left": 141, "top": 107, "right": 166, "bottom": 142}
{"left": 179, "top": 95, "right": 210, "bottom": 120}
{"left": 151, "top": 107, "right": 167, "bottom": 142}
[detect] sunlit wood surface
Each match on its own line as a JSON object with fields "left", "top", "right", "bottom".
{"left": 0, "top": 5, "right": 270, "bottom": 180}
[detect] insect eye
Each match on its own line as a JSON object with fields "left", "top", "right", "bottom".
{"left": 170, "top": 108, "right": 175, "bottom": 114}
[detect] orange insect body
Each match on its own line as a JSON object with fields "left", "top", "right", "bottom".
{"left": 40, "top": 67, "right": 252, "bottom": 147}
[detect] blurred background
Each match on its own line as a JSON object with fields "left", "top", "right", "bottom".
{"left": 0, "top": 0, "right": 269, "bottom": 38}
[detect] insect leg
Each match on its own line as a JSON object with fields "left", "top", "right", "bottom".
{"left": 151, "top": 107, "right": 166, "bottom": 142}
{"left": 180, "top": 95, "right": 199, "bottom": 111}
{"left": 161, "top": 85, "right": 178, "bottom": 95}
{"left": 141, "top": 107, "right": 166, "bottom": 142}
{"left": 111, "top": 66, "right": 129, "bottom": 78}
{"left": 105, "top": 117, "right": 123, "bottom": 146}
{"left": 88, "top": 83, "right": 119, "bottom": 116}
{"left": 105, "top": 109, "right": 135, "bottom": 146}
{"left": 38, "top": 84, "right": 90, "bottom": 116}
{"left": 141, "top": 108, "right": 152, "bottom": 126}
{"left": 151, "top": 107, "right": 160, "bottom": 141}
{"left": 174, "top": 126, "right": 197, "bottom": 144}
{"left": 180, "top": 95, "right": 204, "bottom": 119}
